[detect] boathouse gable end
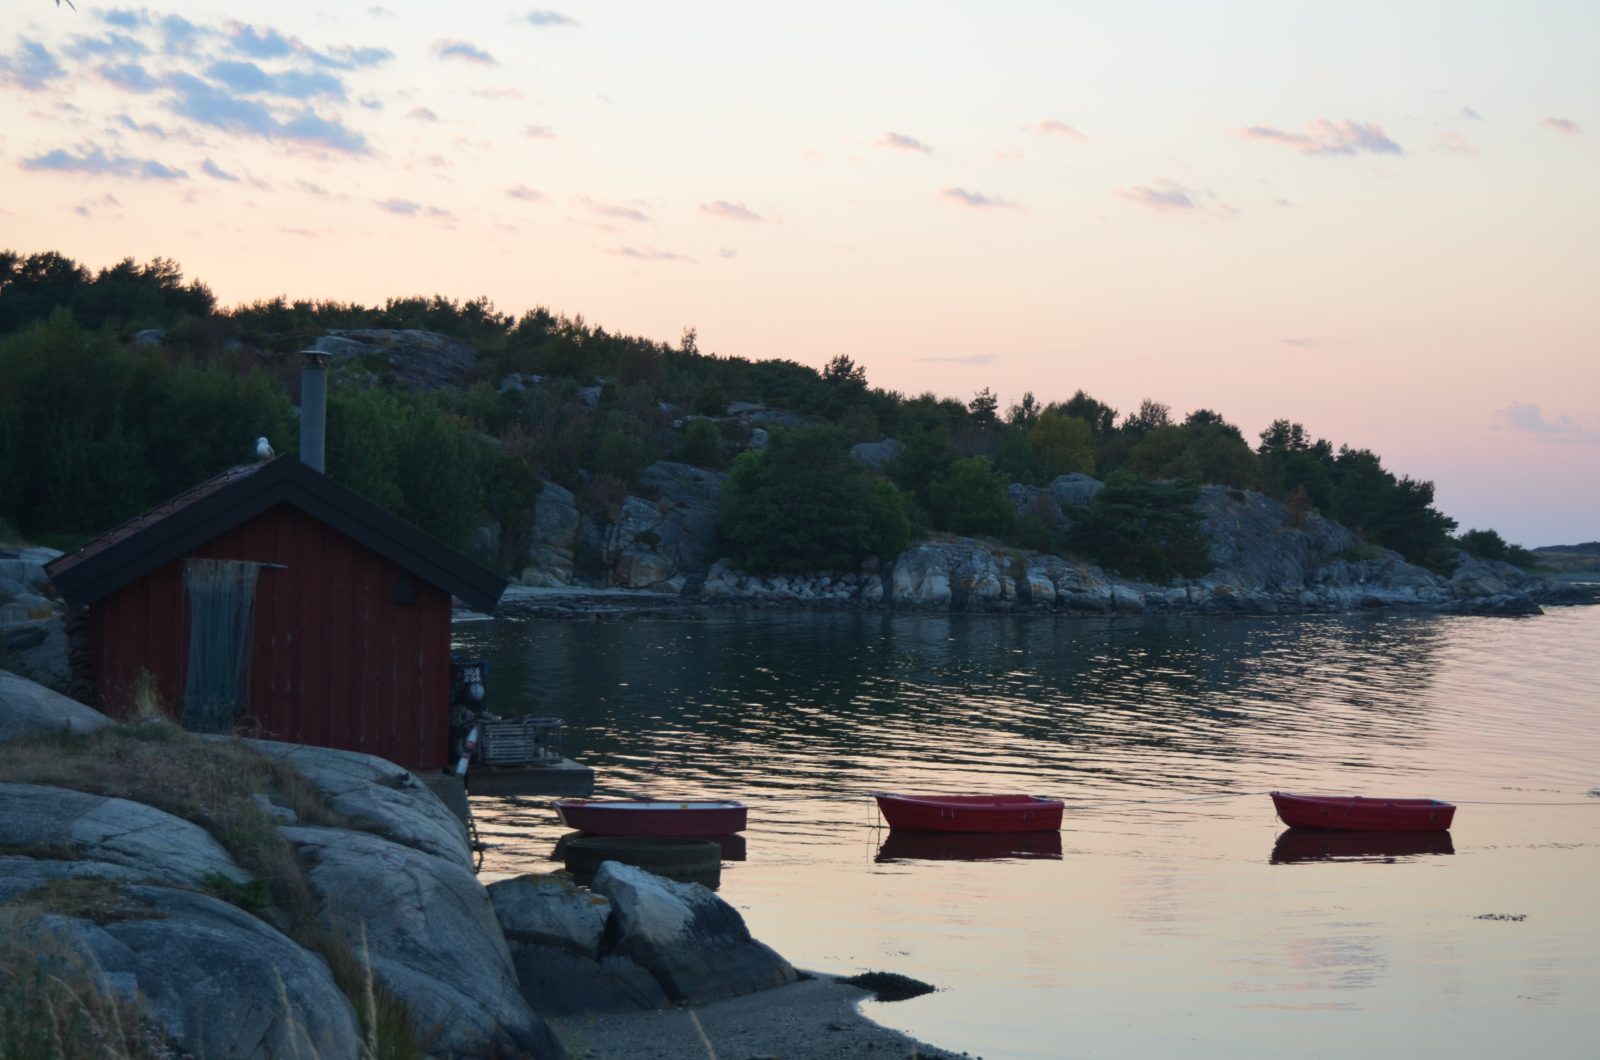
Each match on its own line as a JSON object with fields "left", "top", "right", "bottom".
{"left": 44, "top": 457, "right": 506, "bottom": 770}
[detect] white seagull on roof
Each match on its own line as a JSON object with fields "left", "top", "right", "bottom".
{"left": 255, "top": 436, "right": 274, "bottom": 460}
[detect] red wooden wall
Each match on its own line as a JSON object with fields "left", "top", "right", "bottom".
{"left": 89, "top": 503, "right": 453, "bottom": 769}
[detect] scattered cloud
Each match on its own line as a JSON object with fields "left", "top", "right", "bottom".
{"left": 1274, "top": 198, "right": 1295, "bottom": 207}
{"left": 701, "top": 200, "right": 763, "bottom": 222}
{"left": 100, "top": 10, "right": 151, "bottom": 30}
{"left": 296, "top": 179, "right": 332, "bottom": 197}
{"left": 1119, "top": 178, "right": 1235, "bottom": 217}
{"left": 583, "top": 197, "right": 649, "bottom": 222}
{"left": 879, "top": 132, "right": 933, "bottom": 153}
{"left": 64, "top": 32, "right": 150, "bottom": 61}
{"left": 718, "top": 247, "right": 738, "bottom": 259}
{"left": 434, "top": 39, "right": 497, "bottom": 64}
{"left": 1282, "top": 337, "right": 1318, "bottom": 348}
{"left": 205, "top": 60, "right": 346, "bottom": 100}
{"left": 407, "top": 106, "right": 440, "bottom": 122}
{"left": 201, "top": 157, "right": 239, "bottom": 181}
{"left": 1460, "top": 106, "right": 1483, "bottom": 121}
{"left": 1540, "top": 117, "right": 1581, "bottom": 135}
{"left": 1033, "top": 119, "right": 1087, "bottom": 141}
{"left": 1493, "top": 402, "right": 1595, "bottom": 441}
{"left": 0, "top": 40, "right": 67, "bottom": 91}
{"left": 472, "top": 86, "right": 524, "bottom": 100}
{"left": 311, "top": 45, "right": 394, "bottom": 70}
{"left": 167, "top": 73, "right": 369, "bottom": 153}
{"left": 1432, "top": 131, "right": 1478, "bottom": 156}
{"left": 940, "top": 187, "right": 1017, "bottom": 210}
{"left": 157, "top": 15, "right": 206, "bottom": 57}
{"left": 374, "top": 197, "right": 450, "bottom": 218}
{"left": 1241, "top": 118, "right": 1402, "bottom": 157}
{"left": 98, "top": 61, "right": 161, "bottom": 93}
{"left": 226, "top": 23, "right": 294, "bottom": 60}
{"left": 526, "top": 10, "right": 580, "bottom": 28}
{"left": 21, "top": 143, "right": 188, "bottom": 181}
{"left": 507, "top": 184, "right": 543, "bottom": 201}
{"left": 71, "top": 193, "right": 122, "bottom": 217}
{"left": 115, "top": 114, "right": 169, "bottom": 139}
{"left": 524, "top": 123, "right": 556, "bottom": 139}
{"left": 611, "top": 246, "right": 692, "bottom": 262}
{"left": 914, "top": 353, "right": 996, "bottom": 365}
{"left": 359, "top": 95, "right": 383, "bottom": 110}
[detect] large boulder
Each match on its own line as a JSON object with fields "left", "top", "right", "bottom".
{"left": 509, "top": 945, "right": 670, "bottom": 1016}
{"left": 604, "top": 462, "right": 725, "bottom": 590}
{"left": 0, "top": 783, "right": 250, "bottom": 888}
{"left": 308, "top": 329, "right": 479, "bottom": 391}
{"left": 241, "top": 740, "right": 471, "bottom": 868}
{"left": 850, "top": 438, "right": 901, "bottom": 470}
{"left": 13, "top": 874, "right": 364, "bottom": 1059}
{"left": 488, "top": 873, "right": 610, "bottom": 958}
{"left": 522, "top": 481, "right": 580, "bottom": 587}
{"left": 591, "top": 861, "right": 797, "bottom": 1005}
{"left": 283, "top": 826, "right": 561, "bottom": 1059}
{"left": 0, "top": 669, "right": 110, "bottom": 743}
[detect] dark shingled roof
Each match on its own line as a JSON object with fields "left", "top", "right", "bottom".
{"left": 45, "top": 456, "right": 506, "bottom": 613}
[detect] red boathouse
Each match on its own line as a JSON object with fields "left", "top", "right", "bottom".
{"left": 44, "top": 456, "right": 506, "bottom": 770}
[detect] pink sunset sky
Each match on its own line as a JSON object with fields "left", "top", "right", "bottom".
{"left": 2, "top": 2, "right": 1595, "bottom": 546}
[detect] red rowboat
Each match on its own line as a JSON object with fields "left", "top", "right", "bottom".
{"left": 874, "top": 793, "right": 1063, "bottom": 834}
{"left": 1270, "top": 791, "right": 1455, "bottom": 832}
{"left": 552, "top": 799, "right": 747, "bottom": 837}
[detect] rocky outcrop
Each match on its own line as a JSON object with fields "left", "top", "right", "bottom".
{"left": 0, "top": 678, "right": 564, "bottom": 1059}
{"left": 603, "top": 462, "right": 726, "bottom": 591}
{"left": 592, "top": 861, "right": 798, "bottom": 1005}
{"left": 0, "top": 783, "right": 251, "bottom": 888}
{"left": 308, "top": 329, "right": 479, "bottom": 391}
{"left": 488, "top": 865, "right": 800, "bottom": 1015}
{"left": 0, "top": 669, "right": 110, "bottom": 742}
{"left": 240, "top": 740, "right": 472, "bottom": 869}
{"left": 284, "top": 826, "right": 560, "bottom": 1059}
{"left": 0, "top": 861, "right": 364, "bottom": 1059}
{"left": 522, "top": 481, "right": 581, "bottom": 587}
{"left": 0, "top": 546, "right": 68, "bottom": 689}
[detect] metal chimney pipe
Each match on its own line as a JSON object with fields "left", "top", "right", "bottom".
{"left": 299, "top": 349, "right": 329, "bottom": 473}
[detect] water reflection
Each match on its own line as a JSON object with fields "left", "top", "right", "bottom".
{"left": 552, "top": 830, "right": 747, "bottom": 862}
{"left": 875, "top": 829, "right": 1063, "bottom": 862}
{"left": 1269, "top": 827, "right": 1456, "bottom": 864}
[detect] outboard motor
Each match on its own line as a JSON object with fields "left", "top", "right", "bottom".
{"left": 447, "top": 653, "right": 563, "bottom": 775}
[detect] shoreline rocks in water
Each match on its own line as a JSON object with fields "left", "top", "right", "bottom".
{"left": 480, "top": 465, "right": 1594, "bottom": 622}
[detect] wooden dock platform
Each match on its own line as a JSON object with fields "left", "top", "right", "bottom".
{"left": 465, "top": 757, "right": 595, "bottom": 797}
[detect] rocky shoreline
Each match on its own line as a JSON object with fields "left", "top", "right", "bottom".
{"left": 0, "top": 671, "right": 953, "bottom": 1059}
{"left": 483, "top": 465, "right": 1596, "bottom": 624}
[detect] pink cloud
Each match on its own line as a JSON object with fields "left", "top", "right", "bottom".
{"left": 1033, "top": 119, "right": 1086, "bottom": 141}
{"left": 940, "top": 187, "right": 1017, "bottom": 210}
{"left": 1541, "top": 117, "right": 1581, "bottom": 135}
{"left": 879, "top": 132, "right": 933, "bottom": 153}
{"left": 701, "top": 200, "right": 762, "bottom": 222}
{"left": 1241, "top": 118, "right": 1402, "bottom": 157}
{"left": 1118, "top": 179, "right": 1236, "bottom": 218}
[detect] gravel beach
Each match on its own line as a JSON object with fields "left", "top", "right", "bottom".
{"left": 545, "top": 975, "right": 966, "bottom": 1059}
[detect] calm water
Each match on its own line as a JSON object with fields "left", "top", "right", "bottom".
{"left": 455, "top": 606, "right": 1600, "bottom": 1059}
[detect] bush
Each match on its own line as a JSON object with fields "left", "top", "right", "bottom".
{"left": 928, "top": 456, "right": 1013, "bottom": 536}
{"left": 1065, "top": 472, "right": 1211, "bottom": 581}
{"left": 721, "top": 426, "right": 908, "bottom": 573}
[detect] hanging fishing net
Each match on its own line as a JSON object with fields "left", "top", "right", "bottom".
{"left": 181, "top": 558, "right": 260, "bottom": 734}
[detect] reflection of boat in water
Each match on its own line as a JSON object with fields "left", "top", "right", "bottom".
{"left": 875, "top": 793, "right": 1064, "bottom": 833}
{"left": 553, "top": 798, "right": 747, "bottom": 836}
{"left": 1270, "top": 827, "right": 1455, "bottom": 864}
{"left": 553, "top": 830, "right": 746, "bottom": 862}
{"left": 876, "top": 829, "right": 1063, "bottom": 863}
{"left": 1270, "top": 791, "right": 1455, "bottom": 832}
